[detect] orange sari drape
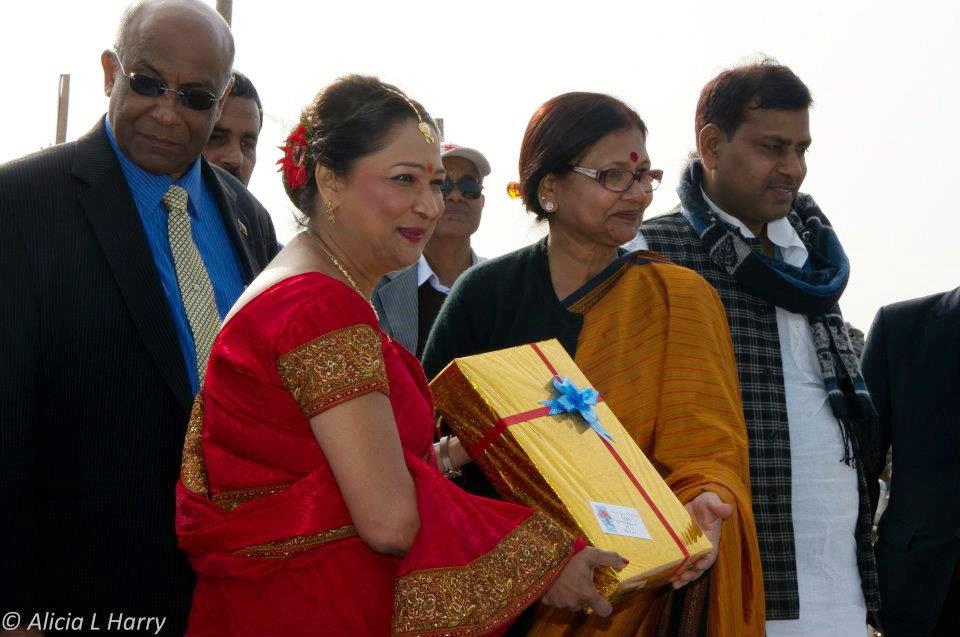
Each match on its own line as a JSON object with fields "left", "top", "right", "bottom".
{"left": 528, "top": 255, "right": 764, "bottom": 637}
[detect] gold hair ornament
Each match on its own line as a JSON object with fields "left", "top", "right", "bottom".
{"left": 383, "top": 87, "right": 435, "bottom": 145}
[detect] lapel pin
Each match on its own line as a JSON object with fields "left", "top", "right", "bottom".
{"left": 237, "top": 219, "right": 249, "bottom": 238}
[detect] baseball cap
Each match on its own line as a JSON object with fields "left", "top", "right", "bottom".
{"left": 440, "top": 143, "right": 491, "bottom": 177}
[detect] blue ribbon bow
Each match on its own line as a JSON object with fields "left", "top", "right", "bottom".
{"left": 540, "top": 376, "right": 615, "bottom": 442}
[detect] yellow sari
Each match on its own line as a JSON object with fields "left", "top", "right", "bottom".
{"left": 528, "top": 253, "right": 764, "bottom": 637}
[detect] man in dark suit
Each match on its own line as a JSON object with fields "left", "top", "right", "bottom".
{"left": 862, "top": 287, "right": 960, "bottom": 637}
{"left": 0, "top": 1, "right": 278, "bottom": 633}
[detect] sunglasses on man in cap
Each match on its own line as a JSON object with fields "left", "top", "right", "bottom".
{"left": 439, "top": 176, "right": 483, "bottom": 200}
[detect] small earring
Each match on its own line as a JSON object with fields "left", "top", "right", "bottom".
{"left": 324, "top": 200, "right": 336, "bottom": 223}
{"left": 542, "top": 200, "right": 556, "bottom": 212}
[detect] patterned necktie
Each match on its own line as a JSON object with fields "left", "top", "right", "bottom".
{"left": 162, "top": 185, "right": 220, "bottom": 386}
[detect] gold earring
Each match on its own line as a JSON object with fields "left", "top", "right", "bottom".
{"left": 324, "top": 200, "right": 336, "bottom": 223}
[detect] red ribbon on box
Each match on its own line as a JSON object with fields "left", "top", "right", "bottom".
{"left": 468, "top": 342, "right": 691, "bottom": 564}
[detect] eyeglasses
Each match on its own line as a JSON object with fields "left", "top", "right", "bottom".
{"left": 112, "top": 53, "right": 225, "bottom": 111}
{"left": 439, "top": 176, "right": 483, "bottom": 200}
{"left": 569, "top": 165, "right": 663, "bottom": 193}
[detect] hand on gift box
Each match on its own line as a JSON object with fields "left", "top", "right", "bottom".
{"left": 670, "top": 491, "right": 733, "bottom": 589}
{"left": 541, "top": 547, "right": 628, "bottom": 617}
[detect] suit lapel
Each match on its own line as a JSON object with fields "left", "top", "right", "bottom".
{"left": 74, "top": 122, "right": 192, "bottom": 410}
{"left": 376, "top": 267, "right": 419, "bottom": 354}
{"left": 203, "top": 161, "right": 258, "bottom": 282}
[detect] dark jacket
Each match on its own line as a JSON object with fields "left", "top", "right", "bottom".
{"left": 0, "top": 119, "right": 278, "bottom": 633}
{"left": 862, "top": 287, "right": 960, "bottom": 636}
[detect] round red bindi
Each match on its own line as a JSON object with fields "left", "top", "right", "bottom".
{"left": 426, "top": 162, "right": 434, "bottom": 173}
{"left": 629, "top": 151, "right": 639, "bottom": 162}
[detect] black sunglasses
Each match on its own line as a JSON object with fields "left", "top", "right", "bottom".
{"left": 439, "top": 176, "right": 483, "bottom": 200}
{"left": 113, "top": 53, "right": 225, "bottom": 111}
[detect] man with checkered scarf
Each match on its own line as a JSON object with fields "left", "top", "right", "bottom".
{"left": 630, "top": 61, "right": 880, "bottom": 636}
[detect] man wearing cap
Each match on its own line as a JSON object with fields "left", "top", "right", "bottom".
{"left": 373, "top": 143, "right": 489, "bottom": 358}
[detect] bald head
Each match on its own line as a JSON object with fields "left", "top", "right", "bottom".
{"left": 103, "top": 0, "right": 238, "bottom": 177}
{"left": 115, "top": 0, "right": 234, "bottom": 81}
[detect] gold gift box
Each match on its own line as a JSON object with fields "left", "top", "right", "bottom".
{"left": 430, "top": 339, "right": 712, "bottom": 599}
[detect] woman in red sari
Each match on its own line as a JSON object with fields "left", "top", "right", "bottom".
{"left": 175, "top": 75, "right": 625, "bottom": 637}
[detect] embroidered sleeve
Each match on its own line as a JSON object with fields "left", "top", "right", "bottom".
{"left": 277, "top": 324, "right": 389, "bottom": 418}
{"left": 392, "top": 512, "right": 574, "bottom": 636}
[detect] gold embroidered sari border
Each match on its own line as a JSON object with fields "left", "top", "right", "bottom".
{"left": 277, "top": 323, "right": 390, "bottom": 418}
{"left": 181, "top": 393, "right": 209, "bottom": 496}
{"left": 302, "top": 379, "right": 390, "bottom": 419}
{"left": 392, "top": 512, "right": 575, "bottom": 637}
{"left": 212, "top": 482, "right": 293, "bottom": 511}
{"left": 233, "top": 524, "right": 358, "bottom": 559}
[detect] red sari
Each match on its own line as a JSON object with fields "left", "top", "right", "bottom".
{"left": 176, "top": 273, "right": 579, "bottom": 636}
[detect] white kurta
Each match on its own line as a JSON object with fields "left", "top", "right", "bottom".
{"left": 631, "top": 199, "right": 867, "bottom": 635}
{"left": 766, "top": 302, "right": 868, "bottom": 637}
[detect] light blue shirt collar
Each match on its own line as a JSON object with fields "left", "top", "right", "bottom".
{"left": 104, "top": 116, "right": 204, "bottom": 218}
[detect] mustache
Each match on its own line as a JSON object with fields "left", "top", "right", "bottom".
{"left": 767, "top": 179, "right": 798, "bottom": 189}
{"left": 141, "top": 129, "right": 186, "bottom": 145}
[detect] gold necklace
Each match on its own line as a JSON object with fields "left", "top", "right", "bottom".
{"left": 304, "top": 227, "right": 381, "bottom": 321}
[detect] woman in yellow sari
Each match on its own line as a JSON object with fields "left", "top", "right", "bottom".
{"left": 422, "top": 92, "right": 764, "bottom": 636}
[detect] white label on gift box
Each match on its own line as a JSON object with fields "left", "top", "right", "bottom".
{"left": 589, "top": 501, "right": 652, "bottom": 540}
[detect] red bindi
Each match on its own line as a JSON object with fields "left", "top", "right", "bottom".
{"left": 629, "top": 151, "right": 639, "bottom": 162}
{"left": 426, "top": 162, "right": 434, "bottom": 173}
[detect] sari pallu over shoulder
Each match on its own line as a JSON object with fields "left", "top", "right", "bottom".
{"left": 176, "top": 392, "right": 363, "bottom": 580}
{"left": 177, "top": 392, "right": 582, "bottom": 637}
{"left": 528, "top": 251, "right": 764, "bottom": 637}
{"left": 175, "top": 273, "right": 585, "bottom": 637}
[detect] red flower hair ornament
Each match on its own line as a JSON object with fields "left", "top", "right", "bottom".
{"left": 277, "top": 123, "right": 309, "bottom": 190}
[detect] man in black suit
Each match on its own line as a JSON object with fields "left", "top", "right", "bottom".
{"left": 0, "top": 1, "right": 278, "bottom": 633}
{"left": 862, "top": 287, "right": 960, "bottom": 637}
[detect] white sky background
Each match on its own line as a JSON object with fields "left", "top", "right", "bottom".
{"left": 3, "top": 0, "right": 958, "bottom": 331}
